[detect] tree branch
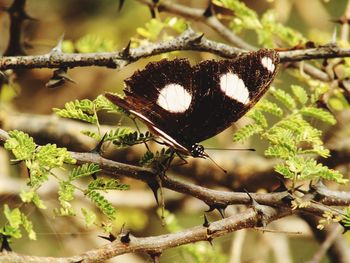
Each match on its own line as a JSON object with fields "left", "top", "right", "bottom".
{"left": 0, "top": 27, "right": 350, "bottom": 72}
{"left": 0, "top": 206, "right": 291, "bottom": 263}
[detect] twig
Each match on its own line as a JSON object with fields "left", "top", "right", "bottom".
{"left": 340, "top": 0, "right": 350, "bottom": 42}
{"left": 4, "top": 0, "right": 33, "bottom": 55}
{"left": 306, "top": 225, "right": 343, "bottom": 263}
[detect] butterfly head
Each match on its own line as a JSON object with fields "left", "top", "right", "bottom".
{"left": 190, "top": 144, "right": 206, "bottom": 158}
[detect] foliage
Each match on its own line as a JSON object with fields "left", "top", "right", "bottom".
{"left": 0, "top": 205, "right": 36, "bottom": 241}
{"left": 3, "top": 131, "right": 129, "bottom": 242}
{"left": 233, "top": 85, "right": 348, "bottom": 185}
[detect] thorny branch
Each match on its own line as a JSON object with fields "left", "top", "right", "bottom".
{"left": 0, "top": 207, "right": 290, "bottom": 263}
{"left": 1, "top": 27, "right": 350, "bottom": 72}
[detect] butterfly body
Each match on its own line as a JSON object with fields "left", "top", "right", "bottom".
{"left": 106, "top": 49, "right": 279, "bottom": 157}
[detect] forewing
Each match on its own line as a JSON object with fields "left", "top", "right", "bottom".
{"left": 180, "top": 49, "right": 280, "bottom": 144}
{"left": 106, "top": 58, "right": 196, "bottom": 151}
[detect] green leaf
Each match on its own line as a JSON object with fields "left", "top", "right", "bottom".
{"left": 265, "top": 144, "right": 297, "bottom": 159}
{"left": 112, "top": 130, "right": 153, "bottom": 147}
{"left": 95, "top": 95, "right": 121, "bottom": 112}
{"left": 81, "top": 208, "right": 96, "bottom": 227}
{"left": 232, "top": 123, "right": 263, "bottom": 142}
{"left": 136, "top": 19, "right": 165, "bottom": 41}
{"left": 214, "top": 0, "right": 261, "bottom": 32}
{"left": 105, "top": 127, "right": 136, "bottom": 142}
{"left": 291, "top": 85, "right": 308, "bottom": 105}
{"left": 256, "top": 100, "right": 283, "bottom": 117}
{"left": 4, "top": 130, "right": 36, "bottom": 161}
{"left": 275, "top": 163, "right": 295, "bottom": 179}
{"left": 259, "top": 11, "right": 306, "bottom": 47}
{"left": 270, "top": 88, "right": 296, "bottom": 110}
{"left": 342, "top": 207, "right": 350, "bottom": 228}
{"left": 35, "top": 144, "right": 76, "bottom": 168}
{"left": 164, "top": 17, "right": 187, "bottom": 33}
{"left": 21, "top": 214, "right": 36, "bottom": 240}
{"left": 4, "top": 205, "right": 21, "bottom": 229}
{"left": 70, "top": 163, "right": 101, "bottom": 180}
{"left": 86, "top": 190, "right": 116, "bottom": 220}
{"left": 247, "top": 109, "right": 268, "bottom": 128}
{"left": 20, "top": 190, "right": 46, "bottom": 209}
{"left": 139, "top": 148, "right": 173, "bottom": 167}
{"left": 53, "top": 99, "right": 97, "bottom": 124}
{"left": 75, "top": 34, "right": 116, "bottom": 53}
{"left": 81, "top": 130, "right": 101, "bottom": 140}
{"left": 300, "top": 107, "right": 336, "bottom": 125}
{"left": 88, "top": 178, "right": 129, "bottom": 191}
{"left": 56, "top": 181, "right": 76, "bottom": 216}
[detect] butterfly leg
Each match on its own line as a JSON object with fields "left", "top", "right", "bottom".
{"left": 131, "top": 117, "right": 152, "bottom": 152}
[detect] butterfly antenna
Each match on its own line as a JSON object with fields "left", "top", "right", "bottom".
{"left": 204, "top": 152, "right": 227, "bottom": 173}
{"left": 205, "top": 147, "right": 256, "bottom": 151}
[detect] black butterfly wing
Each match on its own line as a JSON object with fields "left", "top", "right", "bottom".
{"left": 106, "top": 49, "right": 279, "bottom": 154}
{"left": 179, "top": 49, "right": 279, "bottom": 145}
{"left": 105, "top": 58, "right": 196, "bottom": 153}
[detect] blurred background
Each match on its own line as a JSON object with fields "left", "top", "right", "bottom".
{"left": 0, "top": 0, "right": 349, "bottom": 262}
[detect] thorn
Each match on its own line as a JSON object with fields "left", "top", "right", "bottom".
{"left": 1, "top": 235, "right": 11, "bottom": 252}
{"left": 190, "top": 33, "right": 205, "bottom": 45}
{"left": 206, "top": 205, "right": 215, "bottom": 212}
{"left": 203, "top": 1, "right": 213, "bottom": 17}
{"left": 244, "top": 189, "right": 258, "bottom": 206}
{"left": 147, "top": 180, "right": 160, "bottom": 205}
{"left": 216, "top": 206, "right": 226, "bottom": 218}
{"left": 50, "top": 34, "right": 65, "bottom": 55}
{"left": 91, "top": 133, "right": 107, "bottom": 155}
{"left": 46, "top": 68, "right": 75, "bottom": 89}
{"left": 244, "top": 189, "right": 265, "bottom": 227}
{"left": 121, "top": 40, "right": 131, "bottom": 58}
{"left": 120, "top": 231, "right": 131, "bottom": 244}
{"left": 207, "top": 236, "right": 213, "bottom": 246}
{"left": 331, "top": 27, "right": 337, "bottom": 44}
{"left": 148, "top": 5, "right": 156, "bottom": 18}
{"left": 118, "top": 0, "right": 125, "bottom": 12}
{"left": 273, "top": 176, "right": 288, "bottom": 192}
{"left": 203, "top": 214, "right": 210, "bottom": 227}
{"left": 149, "top": 251, "right": 162, "bottom": 263}
{"left": 281, "top": 194, "right": 294, "bottom": 204}
{"left": 98, "top": 233, "right": 116, "bottom": 242}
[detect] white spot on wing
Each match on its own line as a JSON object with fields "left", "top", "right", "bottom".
{"left": 219, "top": 72, "right": 249, "bottom": 104}
{"left": 261, "top": 56, "right": 275, "bottom": 72}
{"left": 157, "top": 84, "right": 192, "bottom": 113}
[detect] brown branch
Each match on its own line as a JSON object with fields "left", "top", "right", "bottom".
{"left": 70, "top": 151, "right": 350, "bottom": 212}
{"left": 0, "top": 206, "right": 291, "bottom": 263}
{"left": 0, "top": 26, "right": 350, "bottom": 73}
{"left": 4, "top": 0, "right": 33, "bottom": 56}
{"left": 302, "top": 215, "right": 350, "bottom": 263}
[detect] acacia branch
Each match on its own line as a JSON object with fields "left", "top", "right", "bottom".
{"left": 0, "top": 26, "right": 350, "bottom": 72}
{"left": 0, "top": 128, "right": 349, "bottom": 209}
{"left": 0, "top": 207, "right": 291, "bottom": 263}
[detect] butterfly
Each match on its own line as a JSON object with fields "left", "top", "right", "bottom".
{"left": 105, "top": 49, "right": 279, "bottom": 158}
